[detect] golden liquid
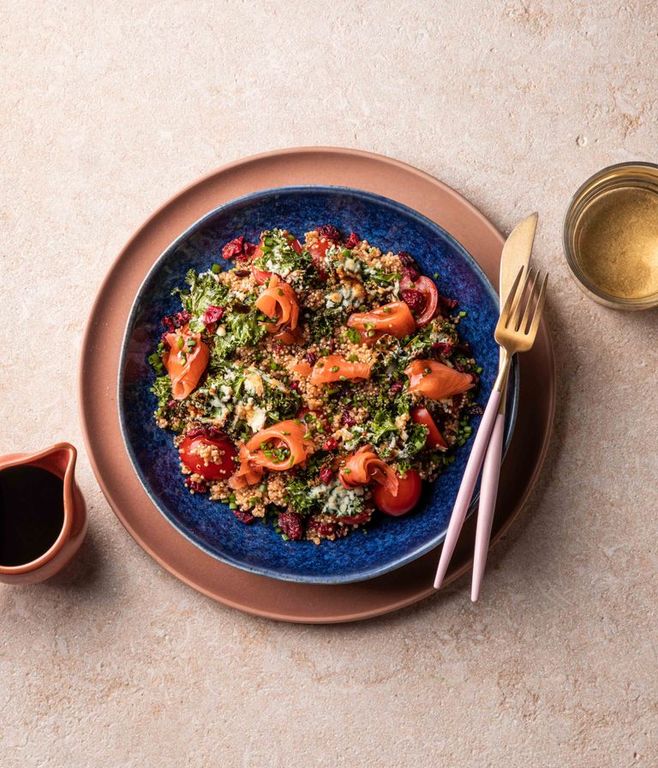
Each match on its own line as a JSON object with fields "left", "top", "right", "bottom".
{"left": 575, "top": 186, "right": 658, "bottom": 299}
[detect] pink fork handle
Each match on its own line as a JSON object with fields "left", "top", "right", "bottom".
{"left": 471, "top": 412, "right": 505, "bottom": 601}
{"left": 434, "top": 388, "right": 501, "bottom": 589}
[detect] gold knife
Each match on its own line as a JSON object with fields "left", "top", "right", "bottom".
{"left": 470, "top": 213, "right": 538, "bottom": 601}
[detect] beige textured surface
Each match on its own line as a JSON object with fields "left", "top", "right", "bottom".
{"left": 1, "top": 1, "right": 657, "bottom": 765}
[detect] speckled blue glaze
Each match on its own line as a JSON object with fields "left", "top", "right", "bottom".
{"left": 118, "top": 187, "right": 518, "bottom": 584}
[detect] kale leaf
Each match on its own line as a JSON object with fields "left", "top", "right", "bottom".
{"left": 151, "top": 375, "right": 172, "bottom": 413}
{"left": 253, "top": 229, "right": 311, "bottom": 278}
{"left": 212, "top": 310, "right": 268, "bottom": 363}
{"left": 174, "top": 269, "right": 229, "bottom": 328}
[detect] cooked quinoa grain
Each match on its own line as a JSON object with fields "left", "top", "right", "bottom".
{"left": 148, "top": 227, "right": 480, "bottom": 542}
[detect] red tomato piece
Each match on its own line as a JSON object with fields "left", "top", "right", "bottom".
{"left": 252, "top": 265, "right": 273, "bottom": 285}
{"left": 411, "top": 406, "right": 448, "bottom": 450}
{"left": 373, "top": 469, "right": 422, "bottom": 516}
{"left": 179, "top": 433, "right": 238, "bottom": 481}
{"left": 415, "top": 276, "right": 439, "bottom": 326}
{"left": 308, "top": 238, "right": 331, "bottom": 279}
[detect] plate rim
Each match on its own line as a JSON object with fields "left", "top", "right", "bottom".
{"left": 78, "top": 146, "right": 555, "bottom": 622}
{"left": 116, "top": 183, "right": 520, "bottom": 584}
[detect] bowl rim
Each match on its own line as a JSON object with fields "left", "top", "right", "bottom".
{"left": 117, "top": 184, "right": 520, "bottom": 583}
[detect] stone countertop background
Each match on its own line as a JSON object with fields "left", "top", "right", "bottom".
{"left": 1, "top": 1, "right": 656, "bottom": 766}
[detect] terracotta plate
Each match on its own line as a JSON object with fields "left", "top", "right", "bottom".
{"left": 79, "top": 148, "right": 555, "bottom": 623}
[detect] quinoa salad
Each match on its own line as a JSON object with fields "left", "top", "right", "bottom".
{"left": 148, "top": 226, "right": 481, "bottom": 543}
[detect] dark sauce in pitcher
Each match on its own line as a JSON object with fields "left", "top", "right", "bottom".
{"left": 0, "top": 466, "right": 64, "bottom": 566}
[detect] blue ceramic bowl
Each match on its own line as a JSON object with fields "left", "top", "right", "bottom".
{"left": 119, "top": 186, "right": 518, "bottom": 584}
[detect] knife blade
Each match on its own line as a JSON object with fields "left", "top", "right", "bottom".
{"left": 499, "top": 212, "right": 538, "bottom": 307}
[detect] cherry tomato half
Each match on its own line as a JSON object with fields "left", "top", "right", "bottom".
{"left": 411, "top": 406, "right": 448, "bottom": 451}
{"left": 307, "top": 238, "right": 331, "bottom": 279}
{"left": 373, "top": 469, "right": 422, "bottom": 516}
{"left": 179, "top": 433, "right": 237, "bottom": 481}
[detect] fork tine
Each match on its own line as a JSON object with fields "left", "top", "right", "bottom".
{"left": 506, "top": 267, "right": 533, "bottom": 331}
{"left": 507, "top": 265, "right": 526, "bottom": 323}
{"left": 500, "top": 266, "right": 525, "bottom": 327}
{"left": 517, "top": 267, "right": 540, "bottom": 333}
{"left": 526, "top": 273, "right": 548, "bottom": 340}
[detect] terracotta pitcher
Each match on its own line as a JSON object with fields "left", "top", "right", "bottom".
{"left": 0, "top": 442, "right": 87, "bottom": 584}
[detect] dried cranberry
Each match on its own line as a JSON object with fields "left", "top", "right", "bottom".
{"left": 319, "top": 465, "right": 334, "bottom": 484}
{"left": 176, "top": 311, "right": 190, "bottom": 326}
{"left": 322, "top": 437, "right": 339, "bottom": 452}
{"left": 161, "top": 310, "right": 190, "bottom": 332}
{"left": 185, "top": 425, "right": 227, "bottom": 440}
{"left": 342, "top": 411, "right": 356, "bottom": 427}
{"left": 399, "top": 251, "right": 418, "bottom": 268}
{"left": 222, "top": 236, "right": 245, "bottom": 260}
{"left": 278, "top": 511, "right": 303, "bottom": 540}
{"left": 431, "top": 341, "right": 455, "bottom": 357}
{"left": 221, "top": 235, "right": 257, "bottom": 262}
{"left": 306, "top": 518, "right": 338, "bottom": 539}
{"left": 290, "top": 380, "right": 300, "bottom": 392}
{"left": 167, "top": 399, "right": 177, "bottom": 409}
{"left": 390, "top": 382, "right": 403, "bottom": 395}
{"left": 233, "top": 508, "right": 256, "bottom": 525}
{"left": 398, "top": 252, "right": 419, "bottom": 279}
{"left": 403, "top": 265, "right": 421, "bottom": 283}
{"left": 233, "top": 269, "right": 250, "bottom": 277}
{"left": 401, "top": 289, "right": 427, "bottom": 314}
{"left": 317, "top": 225, "right": 341, "bottom": 241}
{"left": 184, "top": 477, "right": 207, "bottom": 494}
{"left": 203, "top": 305, "right": 224, "bottom": 324}
{"left": 305, "top": 351, "right": 317, "bottom": 366}
{"left": 344, "top": 232, "right": 360, "bottom": 248}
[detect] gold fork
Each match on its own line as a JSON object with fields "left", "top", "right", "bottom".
{"left": 434, "top": 266, "right": 548, "bottom": 590}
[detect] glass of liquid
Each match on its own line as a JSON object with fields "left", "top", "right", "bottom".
{"left": 563, "top": 162, "right": 658, "bottom": 310}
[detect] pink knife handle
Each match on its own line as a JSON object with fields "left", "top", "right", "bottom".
{"left": 434, "top": 388, "right": 501, "bottom": 589}
{"left": 471, "top": 411, "right": 505, "bottom": 601}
